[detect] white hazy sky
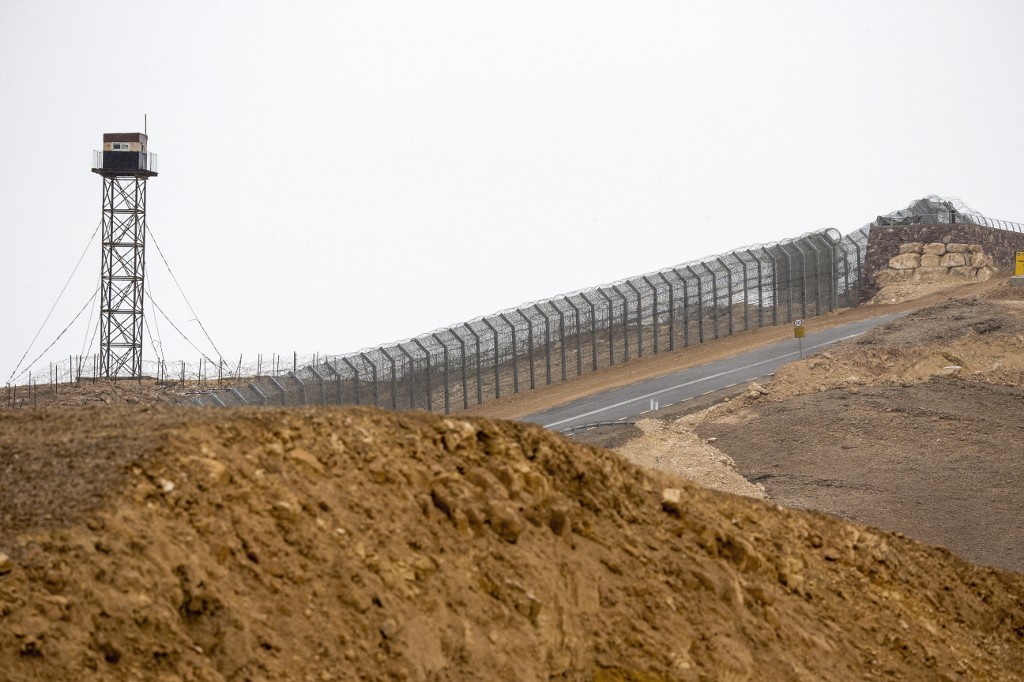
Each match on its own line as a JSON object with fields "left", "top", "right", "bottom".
{"left": 2, "top": 1, "right": 1023, "bottom": 382}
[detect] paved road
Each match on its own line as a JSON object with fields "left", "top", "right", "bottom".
{"left": 524, "top": 312, "right": 907, "bottom": 431}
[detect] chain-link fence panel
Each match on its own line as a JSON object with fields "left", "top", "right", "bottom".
{"left": 184, "top": 227, "right": 864, "bottom": 409}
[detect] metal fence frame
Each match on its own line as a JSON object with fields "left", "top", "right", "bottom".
{"left": 188, "top": 226, "right": 867, "bottom": 411}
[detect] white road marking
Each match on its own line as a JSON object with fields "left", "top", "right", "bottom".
{"left": 542, "top": 332, "right": 863, "bottom": 428}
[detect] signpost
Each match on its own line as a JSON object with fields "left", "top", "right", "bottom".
{"left": 794, "top": 319, "right": 805, "bottom": 358}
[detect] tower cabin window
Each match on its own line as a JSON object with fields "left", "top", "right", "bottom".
{"left": 112, "top": 142, "right": 132, "bottom": 151}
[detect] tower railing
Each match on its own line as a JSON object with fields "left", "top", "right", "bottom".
{"left": 91, "top": 151, "right": 158, "bottom": 174}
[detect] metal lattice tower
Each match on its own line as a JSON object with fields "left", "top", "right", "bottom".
{"left": 91, "top": 133, "right": 158, "bottom": 378}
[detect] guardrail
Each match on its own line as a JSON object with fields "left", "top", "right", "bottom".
{"left": 560, "top": 419, "right": 637, "bottom": 438}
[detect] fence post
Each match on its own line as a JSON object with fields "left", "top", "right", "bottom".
{"left": 642, "top": 276, "right": 659, "bottom": 354}
{"left": 735, "top": 252, "right": 750, "bottom": 332}
{"left": 782, "top": 241, "right": 798, "bottom": 321}
{"left": 325, "top": 358, "right": 350, "bottom": 401}
{"left": 321, "top": 360, "right": 343, "bottom": 405}
{"left": 515, "top": 309, "right": 536, "bottom": 390}
{"left": 397, "top": 343, "right": 420, "bottom": 410}
{"left": 431, "top": 333, "right": 452, "bottom": 415}
{"left": 497, "top": 314, "right": 520, "bottom": 394}
{"left": 657, "top": 272, "right": 675, "bottom": 351}
{"left": 792, "top": 240, "right": 811, "bottom": 318}
{"left": 533, "top": 304, "right": 553, "bottom": 385}
{"left": 579, "top": 292, "right": 600, "bottom": 371}
{"left": 379, "top": 347, "right": 399, "bottom": 409}
{"left": 701, "top": 262, "right": 721, "bottom": 339}
{"left": 715, "top": 257, "right": 734, "bottom": 336}
{"left": 414, "top": 340, "right": 434, "bottom": 412}
{"left": 359, "top": 352, "right": 380, "bottom": 407}
{"left": 307, "top": 365, "right": 328, "bottom": 405}
{"left": 835, "top": 239, "right": 851, "bottom": 308}
{"left": 823, "top": 231, "right": 840, "bottom": 312}
{"left": 549, "top": 301, "right": 567, "bottom": 382}
{"left": 447, "top": 329, "right": 469, "bottom": 410}
{"left": 625, "top": 280, "right": 644, "bottom": 357}
{"left": 286, "top": 370, "right": 307, "bottom": 405}
{"left": 804, "top": 237, "right": 823, "bottom": 316}
{"left": 268, "top": 376, "right": 288, "bottom": 405}
{"left": 745, "top": 249, "right": 763, "bottom": 327}
{"left": 852, "top": 229, "right": 867, "bottom": 304}
{"left": 249, "top": 382, "right": 268, "bottom": 405}
{"left": 611, "top": 286, "right": 631, "bottom": 361}
{"left": 337, "top": 356, "right": 358, "bottom": 403}
{"left": 672, "top": 268, "right": 691, "bottom": 347}
{"left": 481, "top": 318, "right": 501, "bottom": 399}
{"left": 685, "top": 266, "right": 705, "bottom": 343}
{"left": 823, "top": 231, "right": 839, "bottom": 312}
{"left": 595, "top": 290, "right": 615, "bottom": 365}
{"left": 562, "top": 297, "right": 582, "bottom": 377}
{"left": 461, "top": 324, "right": 484, "bottom": 405}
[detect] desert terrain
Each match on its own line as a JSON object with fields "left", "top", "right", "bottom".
{"left": 1, "top": 279, "right": 1023, "bottom": 680}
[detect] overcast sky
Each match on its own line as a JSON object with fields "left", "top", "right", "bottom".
{"left": 2, "top": 1, "right": 1023, "bottom": 382}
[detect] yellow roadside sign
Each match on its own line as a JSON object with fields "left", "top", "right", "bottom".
{"left": 794, "top": 326, "right": 805, "bottom": 338}
{"left": 1015, "top": 251, "right": 1024, "bottom": 276}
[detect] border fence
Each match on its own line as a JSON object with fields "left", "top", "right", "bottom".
{"left": 188, "top": 226, "right": 869, "bottom": 412}
{"left": 8, "top": 194, "right": 1021, "bottom": 413}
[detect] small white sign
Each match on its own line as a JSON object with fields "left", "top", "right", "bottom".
{"left": 794, "top": 319, "right": 804, "bottom": 328}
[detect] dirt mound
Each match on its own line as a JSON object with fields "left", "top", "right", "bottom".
{"left": 615, "top": 415, "right": 767, "bottom": 502}
{"left": 1, "top": 407, "right": 1023, "bottom": 680}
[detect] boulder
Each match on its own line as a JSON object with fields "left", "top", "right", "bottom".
{"left": 968, "top": 244, "right": 984, "bottom": 253}
{"left": 914, "top": 266, "right": 949, "bottom": 283}
{"left": 922, "top": 243, "right": 946, "bottom": 256}
{"left": 888, "top": 253, "right": 921, "bottom": 270}
{"left": 940, "top": 253, "right": 968, "bottom": 268}
{"left": 898, "top": 242, "right": 924, "bottom": 254}
{"left": 946, "top": 243, "right": 970, "bottom": 253}
{"left": 920, "top": 253, "right": 941, "bottom": 268}
{"left": 977, "top": 266, "right": 998, "bottom": 281}
{"left": 970, "top": 253, "right": 993, "bottom": 268}
{"left": 875, "top": 268, "right": 912, "bottom": 285}
{"left": 948, "top": 265, "right": 974, "bottom": 279}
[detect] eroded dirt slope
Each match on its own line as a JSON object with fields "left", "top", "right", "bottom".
{"left": 1, "top": 406, "right": 1023, "bottom": 681}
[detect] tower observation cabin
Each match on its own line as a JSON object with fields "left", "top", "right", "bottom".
{"left": 90, "top": 132, "right": 158, "bottom": 379}
{"left": 92, "top": 132, "right": 158, "bottom": 177}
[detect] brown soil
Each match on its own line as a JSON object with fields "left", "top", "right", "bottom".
{"left": 2, "top": 406, "right": 1024, "bottom": 681}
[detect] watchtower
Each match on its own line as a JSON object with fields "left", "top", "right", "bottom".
{"left": 91, "top": 133, "right": 158, "bottom": 378}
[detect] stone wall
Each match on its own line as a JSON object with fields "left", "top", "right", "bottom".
{"left": 875, "top": 242, "right": 996, "bottom": 287}
{"left": 863, "top": 223, "right": 1024, "bottom": 296}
